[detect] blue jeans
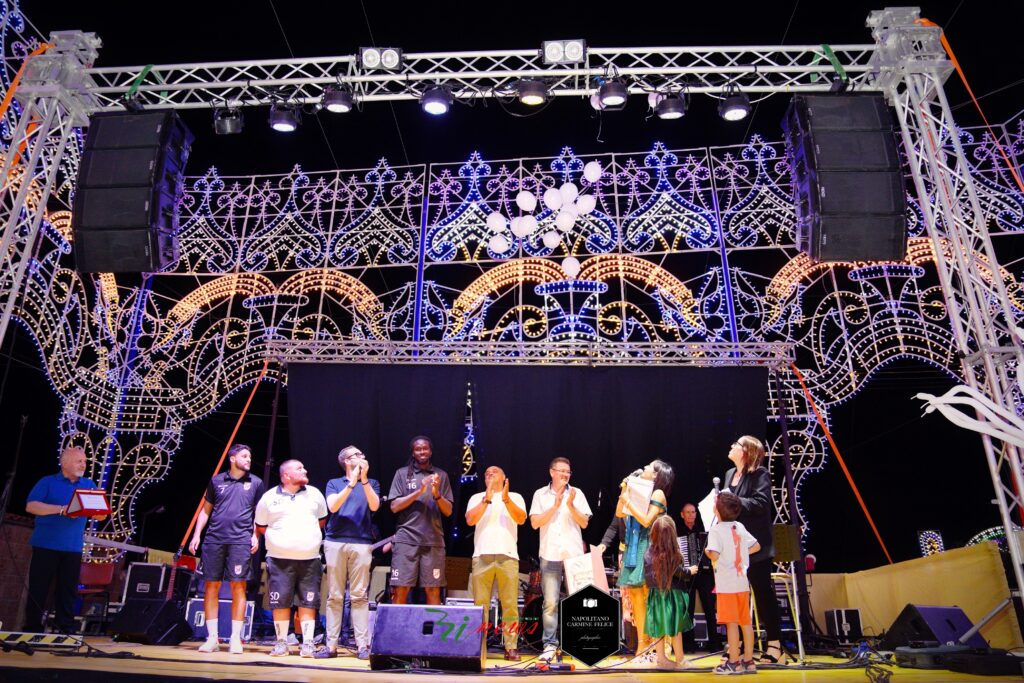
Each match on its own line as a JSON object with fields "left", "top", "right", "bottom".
{"left": 540, "top": 558, "right": 564, "bottom": 646}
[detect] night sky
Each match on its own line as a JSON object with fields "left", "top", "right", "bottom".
{"left": 2, "top": 1, "right": 1017, "bottom": 572}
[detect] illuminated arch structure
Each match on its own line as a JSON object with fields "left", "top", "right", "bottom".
{"left": 4, "top": 9, "right": 1024, "bottom": 560}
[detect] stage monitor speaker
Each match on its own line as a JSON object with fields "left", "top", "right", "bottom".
{"left": 369, "top": 603, "right": 486, "bottom": 671}
{"left": 782, "top": 93, "right": 907, "bottom": 263}
{"left": 72, "top": 111, "right": 193, "bottom": 274}
{"left": 880, "top": 604, "right": 988, "bottom": 650}
{"left": 110, "top": 598, "right": 192, "bottom": 645}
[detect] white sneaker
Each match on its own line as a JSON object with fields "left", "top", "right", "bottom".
{"left": 198, "top": 639, "right": 220, "bottom": 653}
{"left": 540, "top": 645, "right": 557, "bottom": 661}
{"left": 229, "top": 638, "right": 244, "bottom": 654}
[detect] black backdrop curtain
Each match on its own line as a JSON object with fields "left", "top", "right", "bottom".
{"left": 288, "top": 363, "right": 767, "bottom": 560}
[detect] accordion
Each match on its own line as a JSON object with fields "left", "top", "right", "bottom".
{"left": 677, "top": 532, "right": 707, "bottom": 567}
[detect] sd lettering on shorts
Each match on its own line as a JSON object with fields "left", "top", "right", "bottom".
{"left": 234, "top": 564, "right": 243, "bottom": 575}
{"left": 306, "top": 591, "right": 315, "bottom": 602}
{"left": 433, "top": 568, "right": 441, "bottom": 579}
{"left": 270, "top": 591, "right": 281, "bottom": 602}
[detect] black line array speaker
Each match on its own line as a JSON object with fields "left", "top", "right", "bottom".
{"left": 782, "top": 94, "right": 908, "bottom": 263}
{"left": 72, "top": 111, "right": 193, "bottom": 273}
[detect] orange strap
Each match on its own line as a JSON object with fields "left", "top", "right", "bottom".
{"left": 177, "top": 358, "right": 271, "bottom": 555}
{"left": 0, "top": 42, "right": 52, "bottom": 122}
{"left": 915, "top": 18, "right": 1024, "bottom": 195}
{"left": 1, "top": 43, "right": 52, "bottom": 172}
{"left": 790, "top": 363, "right": 894, "bottom": 564}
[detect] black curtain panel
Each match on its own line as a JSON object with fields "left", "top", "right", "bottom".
{"left": 288, "top": 363, "right": 767, "bottom": 559}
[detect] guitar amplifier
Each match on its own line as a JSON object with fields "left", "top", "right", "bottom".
{"left": 185, "top": 598, "right": 255, "bottom": 641}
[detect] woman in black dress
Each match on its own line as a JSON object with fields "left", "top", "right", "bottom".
{"left": 722, "top": 435, "right": 790, "bottom": 664}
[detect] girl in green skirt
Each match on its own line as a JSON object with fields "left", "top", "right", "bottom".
{"left": 643, "top": 515, "right": 693, "bottom": 669}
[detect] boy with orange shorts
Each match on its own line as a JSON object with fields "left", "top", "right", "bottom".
{"left": 706, "top": 492, "right": 761, "bottom": 675}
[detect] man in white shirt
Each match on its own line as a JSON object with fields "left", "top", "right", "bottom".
{"left": 529, "top": 457, "right": 592, "bottom": 658}
{"left": 465, "top": 466, "right": 527, "bottom": 661}
{"left": 254, "top": 459, "right": 328, "bottom": 658}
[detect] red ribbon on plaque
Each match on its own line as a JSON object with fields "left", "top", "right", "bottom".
{"left": 65, "top": 489, "right": 111, "bottom": 518}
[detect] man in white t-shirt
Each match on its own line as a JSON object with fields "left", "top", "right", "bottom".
{"left": 254, "top": 459, "right": 328, "bottom": 658}
{"left": 465, "top": 466, "right": 527, "bottom": 661}
{"left": 529, "top": 457, "right": 591, "bottom": 658}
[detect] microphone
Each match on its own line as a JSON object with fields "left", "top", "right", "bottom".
{"left": 712, "top": 477, "right": 721, "bottom": 493}
{"left": 620, "top": 468, "right": 643, "bottom": 487}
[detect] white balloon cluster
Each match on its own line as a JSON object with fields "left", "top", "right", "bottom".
{"left": 486, "top": 161, "right": 604, "bottom": 280}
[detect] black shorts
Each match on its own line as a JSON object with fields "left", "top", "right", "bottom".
{"left": 201, "top": 543, "right": 253, "bottom": 582}
{"left": 390, "top": 542, "right": 446, "bottom": 588}
{"left": 266, "top": 557, "right": 322, "bottom": 609}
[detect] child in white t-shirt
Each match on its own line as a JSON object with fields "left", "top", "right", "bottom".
{"left": 705, "top": 491, "right": 760, "bottom": 675}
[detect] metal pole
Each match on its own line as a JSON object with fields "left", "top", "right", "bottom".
{"left": 772, "top": 370, "right": 813, "bottom": 636}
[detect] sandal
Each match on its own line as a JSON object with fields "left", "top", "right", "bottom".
{"left": 759, "top": 644, "right": 791, "bottom": 665}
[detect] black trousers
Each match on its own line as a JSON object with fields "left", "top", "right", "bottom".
{"left": 25, "top": 547, "right": 81, "bottom": 633}
{"left": 747, "top": 559, "right": 782, "bottom": 642}
{"left": 685, "top": 569, "right": 721, "bottom": 648}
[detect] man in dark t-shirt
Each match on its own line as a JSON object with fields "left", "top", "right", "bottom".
{"left": 189, "top": 444, "right": 265, "bottom": 653}
{"left": 387, "top": 436, "right": 453, "bottom": 605}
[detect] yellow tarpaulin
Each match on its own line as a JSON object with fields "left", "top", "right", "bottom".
{"left": 843, "top": 542, "right": 1021, "bottom": 649}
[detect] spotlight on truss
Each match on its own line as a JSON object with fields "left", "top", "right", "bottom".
{"left": 421, "top": 86, "right": 452, "bottom": 116}
{"left": 212, "top": 107, "right": 243, "bottom": 135}
{"left": 719, "top": 83, "right": 751, "bottom": 122}
{"left": 268, "top": 103, "right": 300, "bottom": 132}
{"left": 653, "top": 93, "right": 687, "bottom": 120}
{"left": 322, "top": 86, "right": 354, "bottom": 113}
{"left": 598, "top": 79, "right": 628, "bottom": 109}
{"left": 516, "top": 79, "right": 548, "bottom": 106}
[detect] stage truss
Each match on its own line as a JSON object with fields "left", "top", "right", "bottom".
{"left": 1, "top": 3, "right": 1023, "bottom": 588}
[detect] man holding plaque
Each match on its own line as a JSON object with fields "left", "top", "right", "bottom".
{"left": 24, "top": 446, "right": 107, "bottom": 634}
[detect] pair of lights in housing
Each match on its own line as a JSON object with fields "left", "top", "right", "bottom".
{"left": 359, "top": 46, "right": 403, "bottom": 71}
{"left": 542, "top": 39, "right": 586, "bottom": 65}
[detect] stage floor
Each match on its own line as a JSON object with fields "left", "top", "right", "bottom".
{"left": 1, "top": 639, "right": 1021, "bottom": 682}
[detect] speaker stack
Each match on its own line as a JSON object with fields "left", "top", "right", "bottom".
{"left": 782, "top": 94, "right": 908, "bottom": 263}
{"left": 72, "top": 111, "right": 193, "bottom": 273}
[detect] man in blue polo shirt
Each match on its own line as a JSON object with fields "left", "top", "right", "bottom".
{"left": 315, "top": 445, "right": 380, "bottom": 660}
{"left": 188, "top": 443, "right": 265, "bottom": 654}
{"left": 24, "top": 446, "right": 106, "bottom": 634}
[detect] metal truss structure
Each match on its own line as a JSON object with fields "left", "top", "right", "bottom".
{"left": 84, "top": 45, "right": 878, "bottom": 110}
{"left": 266, "top": 339, "right": 794, "bottom": 366}
{"left": 0, "top": 2, "right": 1022, "bottom": 592}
